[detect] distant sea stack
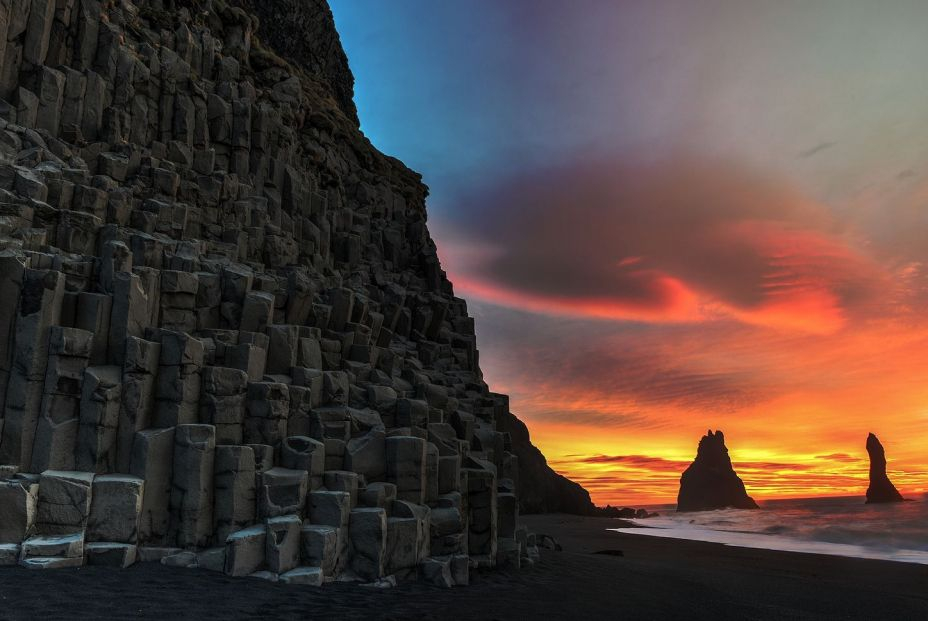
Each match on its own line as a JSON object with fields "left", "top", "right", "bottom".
{"left": 865, "top": 433, "right": 905, "bottom": 504}
{"left": 677, "top": 430, "right": 759, "bottom": 512}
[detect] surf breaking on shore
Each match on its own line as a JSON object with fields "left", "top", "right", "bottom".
{"left": 613, "top": 495, "right": 928, "bottom": 565}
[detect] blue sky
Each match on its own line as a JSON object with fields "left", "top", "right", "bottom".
{"left": 329, "top": 1, "right": 928, "bottom": 504}
{"left": 329, "top": 1, "right": 671, "bottom": 212}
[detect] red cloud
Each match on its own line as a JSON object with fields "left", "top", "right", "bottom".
{"left": 449, "top": 271, "right": 702, "bottom": 323}
{"left": 439, "top": 155, "right": 888, "bottom": 333}
{"left": 814, "top": 453, "right": 863, "bottom": 464}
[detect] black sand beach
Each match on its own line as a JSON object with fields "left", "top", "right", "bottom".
{"left": 1, "top": 514, "right": 925, "bottom": 620}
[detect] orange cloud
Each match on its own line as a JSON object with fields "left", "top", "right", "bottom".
{"left": 450, "top": 272, "right": 703, "bottom": 323}
{"left": 460, "top": 297, "right": 928, "bottom": 505}
{"left": 440, "top": 155, "right": 889, "bottom": 334}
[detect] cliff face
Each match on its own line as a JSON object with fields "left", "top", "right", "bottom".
{"left": 496, "top": 407, "right": 595, "bottom": 515}
{"left": 236, "top": 0, "right": 358, "bottom": 126}
{"left": 677, "top": 430, "right": 758, "bottom": 512}
{"left": 865, "top": 433, "right": 905, "bottom": 504}
{"left": 0, "top": 0, "right": 582, "bottom": 581}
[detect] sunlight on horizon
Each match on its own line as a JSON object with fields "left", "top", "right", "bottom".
{"left": 332, "top": 0, "right": 928, "bottom": 507}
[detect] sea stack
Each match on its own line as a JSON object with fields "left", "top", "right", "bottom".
{"left": 677, "top": 430, "right": 759, "bottom": 512}
{"left": 865, "top": 433, "right": 905, "bottom": 503}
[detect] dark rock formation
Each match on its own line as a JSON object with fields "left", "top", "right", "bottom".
{"left": 594, "top": 506, "right": 658, "bottom": 519}
{"left": 865, "top": 433, "right": 905, "bottom": 504}
{"left": 237, "top": 0, "right": 359, "bottom": 126}
{"left": 497, "top": 408, "right": 595, "bottom": 515}
{"left": 677, "top": 430, "right": 758, "bottom": 512}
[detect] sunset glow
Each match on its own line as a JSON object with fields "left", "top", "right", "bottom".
{"left": 431, "top": 157, "right": 928, "bottom": 505}
{"left": 333, "top": 0, "right": 928, "bottom": 506}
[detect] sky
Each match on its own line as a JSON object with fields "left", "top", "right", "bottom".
{"left": 330, "top": 0, "right": 928, "bottom": 505}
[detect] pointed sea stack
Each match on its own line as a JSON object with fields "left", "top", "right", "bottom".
{"left": 677, "top": 430, "right": 759, "bottom": 512}
{"left": 865, "top": 433, "right": 905, "bottom": 503}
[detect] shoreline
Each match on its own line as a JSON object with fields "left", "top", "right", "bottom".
{"left": 609, "top": 494, "right": 928, "bottom": 566}
{"left": 523, "top": 513, "right": 928, "bottom": 566}
{"left": 611, "top": 523, "right": 928, "bottom": 566}
{"left": 0, "top": 513, "right": 925, "bottom": 620}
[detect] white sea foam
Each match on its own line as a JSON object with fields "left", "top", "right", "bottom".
{"left": 610, "top": 495, "right": 928, "bottom": 565}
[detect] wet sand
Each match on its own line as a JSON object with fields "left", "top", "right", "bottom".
{"left": 0, "top": 514, "right": 925, "bottom": 620}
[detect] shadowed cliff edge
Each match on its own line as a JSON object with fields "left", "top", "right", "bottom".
{"left": 496, "top": 408, "right": 595, "bottom": 514}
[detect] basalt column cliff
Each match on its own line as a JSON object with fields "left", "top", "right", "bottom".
{"left": 0, "top": 0, "right": 586, "bottom": 583}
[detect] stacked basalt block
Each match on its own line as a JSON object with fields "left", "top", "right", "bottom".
{"left": 0, "top": 0, "right": 538, "bottom": 586}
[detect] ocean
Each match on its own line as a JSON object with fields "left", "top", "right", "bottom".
{"left": 613, "top": 495, "right": 928, "bottom": 565}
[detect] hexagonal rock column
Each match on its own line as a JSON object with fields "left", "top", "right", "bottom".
{"left": 266, "top": 515, "right": 301, "bottom": 574}
{"left": 20, "top": 531, "right": 85, "bottom": 570}
{"left": 75, "top": 365, "right": 123, "bottom": 473}
{"left": 345, "top": 428, "right": 385, "bottom": 481}
{"left": 323, "top": 471, "right": 358, "bottom": 508}
{"left": 430, "top": 506, "right": 465, "bottom": 556}
{"left": 200, "top": 366, "right": 248, "bottom": 444}
{"left": 213, "top": 445, "right": 256, "bottom": 543}
{"left": 308, "top": 489, "right": 350, "bottom": 572}
{"left": 308, "top": 490, "right": 350, "bottom": 530}
{"left": 0, "top": 477, "right": 39, "bottom": 542}
{"left": 154, "top": 332, "right": 204, "bottom": 428}
{"left": 224, "top": 524, "right": 265, "bottom": 577}
{"left": 0, "top": 269, "right": 65, "bottom": 470}
{"left": 169, "top": 424, "right": 215, "bottom": 548}
{"left": 86, "top": 474, "right": 144, "bottom": 543}
{"left": 393, "top": 500, "right": 431, "bottom": 562}
{"left": 116, "top": 337, "right": 160, "bottom": 473}
{"left": 280, "top": 435, "right": 324, "bottom": 490}
{"left": 244, "top": 381, "right": 289, "bottom": 446}
{"left": 467, "top": 468, "right": 498, "bottom": 559}
{"left": 385, "top": 516, "right": 420, "bottom": 577}
{"left": 35, "top": 470, "right": 94, "bottom": 535}
{"left": 300, "top": 523, "right": 337, "bottom": 576}
{"left": 257, "top": 467, "right": 308, "bottom": 519}
{"left": 385, "top": 436, "right": 426, "bottom": 504}
{"left": 129, "top": 427, "right": 174, "bottom": 544}
{"left": 348, "top": 507, "right": 386, "bottom": 581}
{"left": 30, "top": 327, "right": 94, "bottom": 472}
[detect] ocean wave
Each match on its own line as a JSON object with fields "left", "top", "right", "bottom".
{"left": 616, "top": 495, "right": 928, "bottom": 564}
{"left": 610, "top": 526, "right": 928, "bottom": 565}
{"left": 761, "top": 525, "right": 791, "bottom": 535}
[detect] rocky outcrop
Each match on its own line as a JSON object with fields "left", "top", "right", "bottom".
{"left": 594, "top": 506, "right": 658, "bottom": 519}
{"left": 677, "top": 430, "right": 758, "bottom": 512}
{"left": 0, "top": 0, "right": 557, "bottom": 583}
{"left": 865, "top": 433, "right": 905, "bottom": 504}
{"left": 496, "top": 408, "right": 594, "bottom": 515}
{"left": 236, "top": 0, "right": 358, "bottom": 126}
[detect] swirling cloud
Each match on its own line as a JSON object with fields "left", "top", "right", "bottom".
{"left": 442, "top": 155, "right": 889, "bottom": 334}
